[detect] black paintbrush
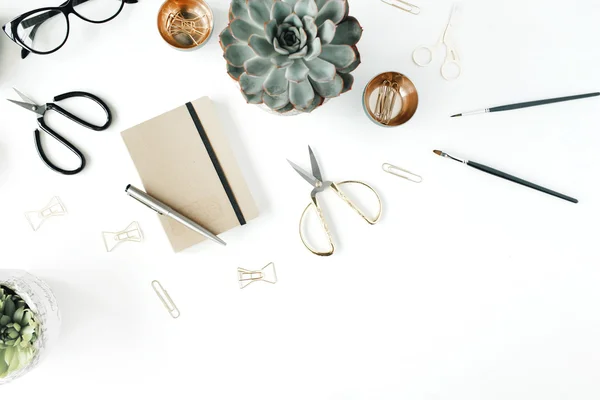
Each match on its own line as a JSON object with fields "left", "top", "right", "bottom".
{"left": 433, "top": 150, "right": 578, "bottom": 204}
{"left": 451, "top": 92, "right": 600, "bottom": 118}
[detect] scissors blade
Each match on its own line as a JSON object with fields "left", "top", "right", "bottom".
{"left": 13, "top": 87, "right": 37, "bottom": 105}
{"left": 6, "top": 99, "right": 44, "bottom": 115}
{"left": 308, "top": 146, "right": 323, "bottom": 183}
{"left": 287, "top": 159, "right": 319, "bottom": 187}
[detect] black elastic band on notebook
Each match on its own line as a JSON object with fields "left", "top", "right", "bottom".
{"left": 186, "top": 102, "right": 246, "bottom": 226}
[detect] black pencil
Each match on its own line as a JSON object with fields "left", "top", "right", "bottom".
{"left": 451, "top": 92, "right": 600, "bottom": 118}
{"left": 433, "top": 150, "right": 578, "bottom": 203}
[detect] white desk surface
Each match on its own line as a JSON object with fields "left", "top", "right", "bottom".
{"left": 1, "top": 0, "right": 599, "bottom": 398}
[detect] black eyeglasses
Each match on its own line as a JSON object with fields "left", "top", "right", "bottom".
{"left": 2, "top": 0, "right": 138, "bottom": 59}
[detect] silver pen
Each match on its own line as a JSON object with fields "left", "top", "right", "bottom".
{"left": 125, "top": 184, "right": 226, "bottom": 246}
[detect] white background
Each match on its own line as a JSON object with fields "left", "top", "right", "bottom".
{"left": 1, "top": 0, "right": 599, "bottom": 398}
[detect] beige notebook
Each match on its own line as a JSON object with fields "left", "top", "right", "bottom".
{"left": 121, "top": 97, "right": 258, "bottom": 252}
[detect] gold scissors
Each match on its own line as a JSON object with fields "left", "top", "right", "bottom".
{"left": 412, "top": 4, "right": 461, "bottom": 80}
{"left": 288, "top": 146, "right": 382, "bottom": 257}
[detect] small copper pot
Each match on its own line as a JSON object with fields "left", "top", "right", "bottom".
{"left": 157, "top": 0, "right": 214, "bottom": 50}
{"left": 363, "top": 72, "right": 419, "bottom": 127}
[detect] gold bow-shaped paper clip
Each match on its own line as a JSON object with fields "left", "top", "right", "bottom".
{"left": 237, "top": 262, "right": 277, "bottom": 289}
{"left": 25, "top": 196, "right": 67, "bottom": 231}
{"left": 102, "top": 221, "right": 143, "bottom": 252}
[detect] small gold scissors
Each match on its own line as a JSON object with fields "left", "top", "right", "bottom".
{"left": 288, "top": 146, "right": 382, "bottom": 257}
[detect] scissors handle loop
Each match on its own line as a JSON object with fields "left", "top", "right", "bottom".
{"left": 332, "top": 181, "right": 382, "bottom": 225}
{"left": 48, "top": 91, "right": 112, "bottom": 131}
{"left": 412, "top": 45, "right": 435, "bottom": 67}
{"left": 299, "top": 181, "right": 382, "bottom": 256}
{"left": 299, "top": 197, "right": 335, "bottom": 257}
{"left": 34, "top": 126, "right": 86, "bottom": 175}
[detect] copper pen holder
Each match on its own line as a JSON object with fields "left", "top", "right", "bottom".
{"left": 157, "top": 0, "right": 214, "bottom": 50}
{"left": 363, "top": 72, "right": 419, "bottom": 127}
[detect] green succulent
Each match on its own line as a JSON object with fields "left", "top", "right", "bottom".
{"left": 0, "top": 286, "right": 39, "bottom": 379}
{"left": 220, "top": 0, "right": 363, "bottom": 114}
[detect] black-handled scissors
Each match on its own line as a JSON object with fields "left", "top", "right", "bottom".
{"left": 8, "top": 88, "right": 112, "bottom": 175}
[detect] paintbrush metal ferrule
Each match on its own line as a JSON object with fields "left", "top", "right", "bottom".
{"left": 433, "top": 150, "right": 466, "bottom": 164}
{"left": 451, "top": 108, "right": 490, "bottom": 118}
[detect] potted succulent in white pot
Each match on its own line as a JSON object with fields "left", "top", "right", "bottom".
{"left": 0, "top": 270, "right": 60, "bottom": 384}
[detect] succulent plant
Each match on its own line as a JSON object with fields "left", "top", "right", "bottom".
{"left": 220, "top": 0, "right": 363, "bottom": 114}
{"left": 0, "top": 286, "right": 39, "bottom": 379}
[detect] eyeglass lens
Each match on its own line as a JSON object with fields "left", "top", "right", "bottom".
{"left": 15, "top": 0, "right": 124, "bottom": 54}
{"left": 17, "top": 10, "right": 68, "bottom": 53}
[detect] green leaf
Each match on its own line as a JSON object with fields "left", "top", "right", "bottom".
{"left": 0, "top": 315, "right": 10, "bottom": 326}
{"left": 249, "top": 0, "right": 272, "bottom": 25}
{"left": 21, "top": 310, "right": 32, "bottom": 326}
{"left": 276, "top": 102, "right": 296, "bottom": 113}
{"left": 315, "top": 0, "right": 328, "bottom": 8}
{"left": 21, "top": 325, "right": 35, "bottom": 336}
{"left": 319, "top": 44, "right": 355, "bottom": 69}
{"left": 249, "top": 35, "right": 277, "bottom": 58}
{"left": 330, "top": 16, "right": 362, "bottom": 46}
{"left": 305, "top": 57, "right": 336, "bottom": 82}
{"left": 297, "top": 94, "right": 324, "bottom": 112}
{"left": 273, "top": 38, "right": 290, "bottom": 55}
{"left": 219, "top": 27, "right": 237, "bottom": 51}
{"left": 240, "top": 73, "right": 268, "bottom": 95}
{"left": 317, "top": 20, "right": 336, "bottom": 45}
{"left": 294, "top": 0, "right": 318, "bottom": 19}
{"left": 289, "top": 79, "right": 315, "bottom": 108}
{"left": 245, "top": 57, "right": 274, "bottom": 76}
{"left": 339, "top": 72, "right": 354, "bottom": 93}
{"left": 0, "top": 354, "right": 8, "bottom": 378}
{"left": 285, "top": 59, "right": 310, "bottom": 82}
{"left": 228, "top": 63, "right": 245, "bottom": 81}
{"left": 241, "top": 91, "right": 264, "bottom": 104}
{"left": 263, "top": 91, "right": 291, "bottom": 110}
{"left": 271, "top": 1, "right": 292, "bottom": 24}
{"left": 304, "top": 37, "right": 322, "bottom": 61}
{"left": 265, "top": 20, "right": 278, "bottom": 44}
{"left": 4, "top": 346, "right": 14, "bottom": 364}
{"left": 4, "top": 298, "right": 15, "bottom": 319}
{"left": 271, "top": 54, "right": 294, "bottom": 67}
{"left": 13, "top": 308, "right": 24, "bottom": 326}
{"left": 303, "top": 16, "right": 318, "bottom": 41}
{"left": 283, "top": 14, "right": 303, "bottom": 28}
{"left": 316, "top": 0, "right": 347, "bottom": 26}
{"left": 230, "top": 18, "right": 264, "bottom": 42}
{"left": 337, "top": 46, "right": 360, "bottom": 73}
{"left": 225, "top": 43, "right": 256, "bottom": 67}
{"left": 231, "top": 0, "right": 253, "bottom": 23}
{"left": 310, "top": 74, "right": 343, "bottom": 98}
{"left": 298, "top": 28, "right": 308, "bottom": 49}
{"left": 289, "top": 46, "right": 308, "bottom": 60}
{"left": 263, "top": 67, "right": 289, "bottom": 95}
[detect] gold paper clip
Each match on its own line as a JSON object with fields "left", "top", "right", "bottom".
{"left": 374, "top": 80, "right": 400, "bottom": 125}
{"left": 237, "top": 262, "right": 277, "bottom": 289}
{"left": 166, "top": 11, "right": 208, "bottom": 46}
{"left": 25, "top": 196, "right": 67, "bottom": 231}
{"left": 380, "top": 0, "right": 420, "bottom": 15}
{"left": 382, "top": 163, "right": 423, "bottom": 183}
{"left": 152, "top": 280, "right": 180, "bottom": 319}
{"left": 102, "top": 221, "right": 143, "bottom": 252}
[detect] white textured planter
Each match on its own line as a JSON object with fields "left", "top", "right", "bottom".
{"left": 0, "top": 270, "right": 61, "bottom": 385}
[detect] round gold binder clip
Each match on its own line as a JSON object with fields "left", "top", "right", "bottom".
{"left": 157, "top": 0, "right": 214, "bottom": 50}
{"left": 363, "top": 72, "right": 419, "bottom": 127}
